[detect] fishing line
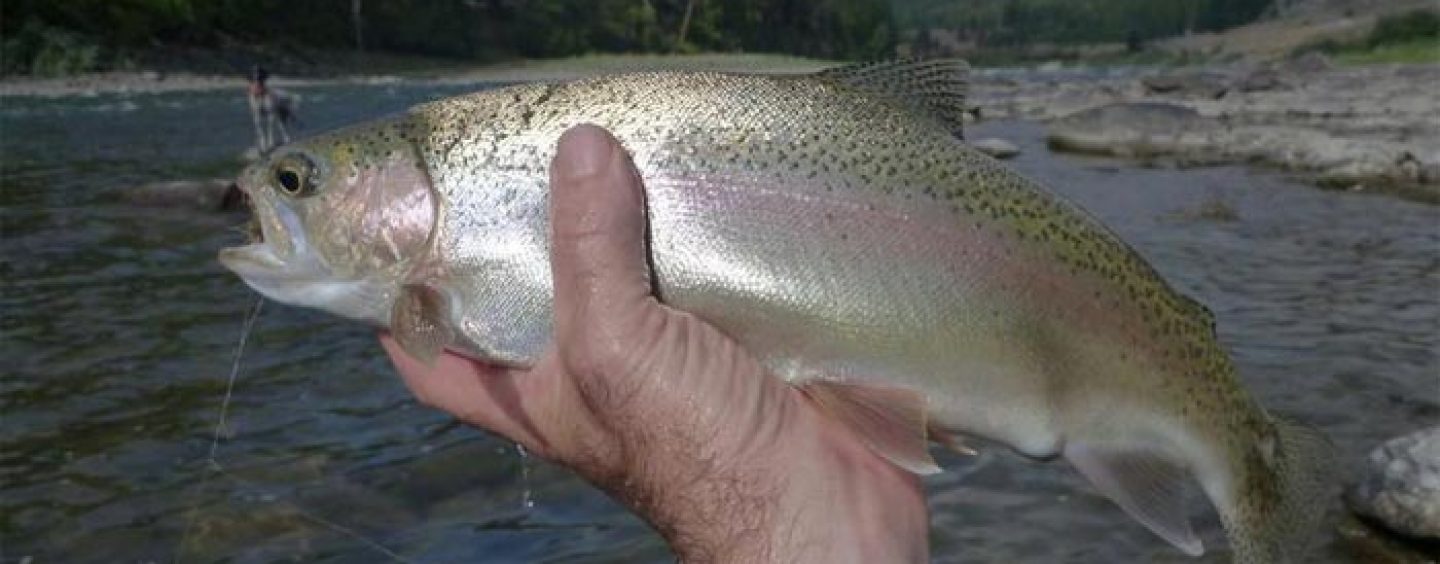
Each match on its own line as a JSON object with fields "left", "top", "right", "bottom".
{"left": 209, "top": 297, "right": 264, "bottom": 461}
{"left": 175, "top": 294, "right": 263, "bottom": 558}
{"left": 176, "top": 295, "right": 264, "bottom": 561}
{"left": 174, "top": 297, "right": 411, "bottom": 563}
{"left": 207, "top": 467, "right": 417, "bottom": 564}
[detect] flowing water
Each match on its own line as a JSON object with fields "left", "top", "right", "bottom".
{"left": 1, "top": 82, "right": 1436, "bottom": 563}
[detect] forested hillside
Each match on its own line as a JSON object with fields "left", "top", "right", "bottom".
{"left": 893, "top": 0, "right": 1274, "bottom": 46}
{"left": 1, "top": 0, "right": 1282, "bottom": 76}
{"left": 1, "top": 0, "right": 896, "bottom": 74}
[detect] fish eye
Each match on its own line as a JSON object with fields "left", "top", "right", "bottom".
{"left": 272, "top": 153, "right": 320, "bottom": 197}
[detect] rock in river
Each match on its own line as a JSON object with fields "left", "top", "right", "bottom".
{"left": 972, "top": 137, "right": 1020, "bottom": 159}
{"left": 1141, "top": 71, "right": 1231, "bottom": 99}
{"left": 1347, "top": 425, "right": 1440, "bottom": 541}
{"left": 1045, "top": 102, "right": 1216, "bottom": 158}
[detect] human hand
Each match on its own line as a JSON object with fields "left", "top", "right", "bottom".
{"left": 380, "top": 124, "right": 929, "bottom": 562}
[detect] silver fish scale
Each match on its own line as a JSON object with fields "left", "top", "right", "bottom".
{"left": 408, "top": 71, "right": 1150, "bottom": 449}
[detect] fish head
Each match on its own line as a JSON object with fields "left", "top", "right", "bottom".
{"left": 219, "top": 116, "right": 437, "bottom": 324}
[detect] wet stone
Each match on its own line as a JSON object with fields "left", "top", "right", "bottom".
{"left": 1347, "top": 425, "right": 1440, "bottom": 541}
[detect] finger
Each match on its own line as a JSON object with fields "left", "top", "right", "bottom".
{"left": 547, "top": 124, "right": 655, "bottom": 352}
{"left": 380, "top": 334, "right": 557, "bottom": 450}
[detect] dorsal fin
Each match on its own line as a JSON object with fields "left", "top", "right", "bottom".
{"left": 815, "top": 59, "right": 971, "bottom": 138}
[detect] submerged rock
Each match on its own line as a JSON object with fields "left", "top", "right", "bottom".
{"left": 1045, "top": 102, "right": 1215, "bottom": 157}
{"left": 972, "top": 137, "right": 1020, "bottom": 159}
{"left": 123, "top": 178, "right": 246, "bottom": 212}
{"left": 1336, "top": 513, "right": 1440, "bottom": 564}
{"left": 1347, "top": 426, "right": 1440, "bottom": 541}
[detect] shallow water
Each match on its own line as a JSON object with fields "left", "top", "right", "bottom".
{"left": 1, "top": 84, "right": 1436, "bottom": 563}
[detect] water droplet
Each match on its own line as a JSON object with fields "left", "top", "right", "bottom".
{"left": 516, "top": 443, "right": 535, "bottom": 510}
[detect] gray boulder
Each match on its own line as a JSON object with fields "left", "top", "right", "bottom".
{"left": 1236, "top": 67, "right": 1287, "bottom": 93}
{"left": 1284, "top": 51, "right": 1334, "bottom": 74}
{"left": 1140, "top": 71, "right": 1230, "bottom": 99}
{"left": 1347, "top": 426, "right": 1440, "bottom": 541}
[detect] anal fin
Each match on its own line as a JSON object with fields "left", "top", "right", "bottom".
{"left": 799, "top": 380, "right": 941, "bottom": 475}
{"left": 1064, "top": 442, "right": 1204, "bottom": 556}
{"left": 390, "top": 283, "right": 456, "bottom": 365}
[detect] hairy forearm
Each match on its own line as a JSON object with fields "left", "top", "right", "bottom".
{"left": 603, "top": 403, "right": 929, "bottom": 563}
{"left": 772, "top": 410, "right": 930, "bottom": 563}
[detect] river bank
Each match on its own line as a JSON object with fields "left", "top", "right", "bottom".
{"left": 4, "top": 53, "right": 1435, "bottom": 205}
{"left": 0, "top": 53, "right": 833, "bottom": 98}
{"left": 974, "top": 59, "right": 1440, "bottom": 203}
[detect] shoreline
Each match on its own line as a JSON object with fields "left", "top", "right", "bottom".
{"left": 978, "top": 60, "right": 1440, "bottom": 203}
{"left": 0, "top": 53, "right": 836, "bottom": 98}
{"left": 5, "top": 53, "right": 1435, "bottom": 204}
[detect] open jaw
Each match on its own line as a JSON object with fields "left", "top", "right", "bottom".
{"left": 220, "top": 200, "right": 324, "bottom": 300}
{"left": 243, "top": 210, "right": 264, "bottom": 243}
{"left": 218, "top": 200, "right": 391, "bottom": 324}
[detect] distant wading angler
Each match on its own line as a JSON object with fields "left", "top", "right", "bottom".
{"left": 247, "top": 65, "right": 299, "bottom": 154}
{"left": 219, "top": 60, "right": 1333, "bottom": 562}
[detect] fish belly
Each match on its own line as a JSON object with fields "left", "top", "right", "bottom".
{"left": 642, "top": 170, "right": 1069, "bottom": 457}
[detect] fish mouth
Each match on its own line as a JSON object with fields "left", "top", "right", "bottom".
{"left": 218, "top": 188, "right": 391, "bottom": 323}
{"left": 218, "top": 240, "right": 287, "bottom": 275}
{"left": 244, "top": 211, "right": 264, "bottom": 243}
{"left": 219, "top": 191, "right": 325, "bottom": 301}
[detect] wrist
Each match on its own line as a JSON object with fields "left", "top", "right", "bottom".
{"left": 616, "top": 396, "right": 929, "bottom": 562}
{"left": 771, "top": 405, "right": 930, "bottom": 563}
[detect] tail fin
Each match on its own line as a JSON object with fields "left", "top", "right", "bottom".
{"left": 1223, "top": 417, "right": 1336, "bottom": 563}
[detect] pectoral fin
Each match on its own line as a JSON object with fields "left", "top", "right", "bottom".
{"left": 1064, "top": 442, "right": 1204, "bottom": 556}
{"left": 799, "top": 380, "right": 941, "bottom": 475}
{"left": 932, "top": 429, "right": 979, "bottom": 456}
{"left": 390, "top": 283, "right": 456, "bottom": 365}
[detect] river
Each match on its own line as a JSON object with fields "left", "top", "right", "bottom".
{"left": 1, "top": 81, "right": 1436, "bottom": 562}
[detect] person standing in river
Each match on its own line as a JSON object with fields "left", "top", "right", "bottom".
{"left": 247, "top": 65, "right": 298, "bottom": 154}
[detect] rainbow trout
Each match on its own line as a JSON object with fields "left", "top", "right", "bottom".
{"left": 219, "top": 61, "right": 1331, "bottom": 562}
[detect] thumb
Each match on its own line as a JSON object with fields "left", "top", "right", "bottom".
{"left": 547, "top": 124, "right": 655, "bottom": 357}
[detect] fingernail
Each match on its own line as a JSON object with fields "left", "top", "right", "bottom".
{"left": 556, "top": 124, "right": 613, "bottom": 181}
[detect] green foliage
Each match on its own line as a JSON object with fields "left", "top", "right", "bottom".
{"left": 1367, "top": 9, "right": 1439, "bottom": 48}
{"left": 0, "top": 0, "right": 897, "bottom": 75}
{"left": 0, "top": 0, "right": 1289, "bottom": 75}
{"left": 2, "top": 19, "right": 101, "bottom": 76}
{"left": 1334, "top": 38, "right": 1440, "bottom": 65}
{"left": 893, "top": 0, "right": 1273, "bottom": 46}
{"left": 1293, "top": 9, "right": 1439, "bottom": 65}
